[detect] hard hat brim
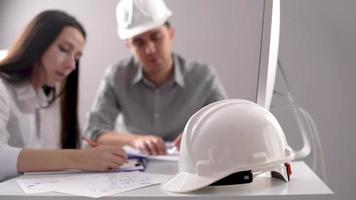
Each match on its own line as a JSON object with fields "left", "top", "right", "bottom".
{"left": 161, "top": 171, "right": 225, "bottom": 193}
{"left": 118, "top": 13, "right": 172, "bottom": 40}
{"left": 161, "top": 146, "right": 295, "bottom": 193}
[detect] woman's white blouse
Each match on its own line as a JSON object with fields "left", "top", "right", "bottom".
{"left": 0, "top": 79, "right": 60, "bottom": 181}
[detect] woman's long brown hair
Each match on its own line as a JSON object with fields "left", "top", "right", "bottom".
{"left": 0, "top": 10, "right": 86, "bottom": 149}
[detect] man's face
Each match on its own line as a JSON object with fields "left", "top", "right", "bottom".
{"left": 126, "top": 25, "right": 175, "bottom": 76}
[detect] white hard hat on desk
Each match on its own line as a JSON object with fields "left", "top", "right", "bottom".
{"left": 116, "top": 0, "right": 172, "bottom": 40}
{"left": 161, "top": 99, "right": 295, "bottom": 193}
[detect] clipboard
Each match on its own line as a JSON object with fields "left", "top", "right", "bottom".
{"left": 119, "top": 156, "right": 148, "bottom": 172}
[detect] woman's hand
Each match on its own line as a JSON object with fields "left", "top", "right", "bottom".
{"left": 78, "top": 146, "right": 128, "bottom": 171}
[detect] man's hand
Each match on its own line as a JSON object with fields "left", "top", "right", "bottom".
{"left": 130, "top": 135, "right": 166, "bottom": 155}
{"left": 173, "top": 133, "right": 182, "bottom": 151}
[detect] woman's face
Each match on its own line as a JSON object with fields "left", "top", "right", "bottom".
{"left": 35, "top": 26, "right": 85, "bottom": 87}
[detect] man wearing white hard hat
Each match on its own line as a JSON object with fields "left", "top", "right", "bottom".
{"left": 85, "top": 0, "right": 227, "bottom": 155}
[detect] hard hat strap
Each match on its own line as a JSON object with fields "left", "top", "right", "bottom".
{"left": 209, "top": 170, "right": 253, "bottom": 186}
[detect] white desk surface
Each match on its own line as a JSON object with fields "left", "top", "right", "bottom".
{"left": 0, "top": 161, "right": 333, "bottom": 200}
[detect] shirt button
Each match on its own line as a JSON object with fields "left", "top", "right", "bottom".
{"left": 154, "top": 113, "right": 160, "bottom": 118}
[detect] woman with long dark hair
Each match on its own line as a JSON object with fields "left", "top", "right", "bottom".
{"left": 0, "top": 10, "right": 127, "bottom": 181}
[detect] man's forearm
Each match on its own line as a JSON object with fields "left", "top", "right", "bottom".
{"left": 96, "top": 131, "right": 137, "bottom": 146}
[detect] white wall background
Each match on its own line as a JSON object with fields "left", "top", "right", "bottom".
{"left": 0, "top": 0, "right": 265, "bottom": 125}
{"left": 275, "top": 0, "right": 356, "bottom": 199}
{"left": 1, "top": 0, "right": 356, "bottom": 199}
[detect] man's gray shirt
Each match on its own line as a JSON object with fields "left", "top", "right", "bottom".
{"left": 85, "top": 54, "right": 227, "bottom": 141}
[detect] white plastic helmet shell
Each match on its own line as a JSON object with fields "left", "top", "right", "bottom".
{"left": 116, "top": 0, "right": 172, "bottom": 40}
{"left": 161, "top": 99, "right": 295, "bottom": 193}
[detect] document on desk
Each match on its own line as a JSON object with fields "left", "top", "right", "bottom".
{"left": 17, "top": 179, "right": 51, "bottom": 194}
{"left": 124, "top": 145, "right": 179, "bottom": 161}
{"left": 17, "top": 172, "right": 170, "bottom": 198}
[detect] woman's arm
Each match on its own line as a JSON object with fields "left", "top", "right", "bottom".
{"left": 17, "top": 146, "right": 127, "bottom": 173}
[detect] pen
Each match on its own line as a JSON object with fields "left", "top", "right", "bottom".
{"left": 81, "top": 136, "right": 98, "bottom": 147}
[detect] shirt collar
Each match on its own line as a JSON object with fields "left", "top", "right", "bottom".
{"left": 173, "top": 54, "right": 185, "bottom": 87}
{"left": 130, "top": 54, "right": 185, "bottom": 87}
{"left": 131, "top": 58, "right": 143, "bottom": 85}
{"left": 15, "top": 81, "right": 49, "bottom": 108}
